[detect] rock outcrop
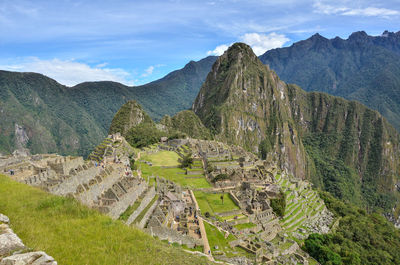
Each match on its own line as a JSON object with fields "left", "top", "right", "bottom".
{"left": 0, "top": 214, "right": 57, "bottom": 265}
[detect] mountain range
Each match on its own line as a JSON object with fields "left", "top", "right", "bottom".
{"left": 260, "top": 30, "right": 400, "bottom": 130}
{"left": 0, "top": 56, "right": 216, "bottom": 156}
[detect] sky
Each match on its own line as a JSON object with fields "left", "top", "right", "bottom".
{"left": 0, "top": 0, "right": 399, "bottom": 86}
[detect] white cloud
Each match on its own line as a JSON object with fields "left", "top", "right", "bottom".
{"left": 313, "top": 1, "right": 399, "bottom": 17}
{"left": 207, "top": 44, "right": 230, "bottom": 56}
{"left": 141, "top": 66, "right": 155, "bottom": 77}
{"left": 0, "top": 57, "right": 135, "bottom": 86}
{"left": 207, "top": 32, "right": 289, "bottom": 56}
{"left": 313, "top": 1, "right": 349, "bottom": 15}
{"left": 342, "top": 7, "right": 399, "bottom": 17}
{"left": 240, "top": 33, "right": 289, "bottom": 56}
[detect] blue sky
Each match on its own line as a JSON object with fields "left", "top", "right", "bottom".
{"left": 0, "top": 0, "right": 399, "bottom": 86}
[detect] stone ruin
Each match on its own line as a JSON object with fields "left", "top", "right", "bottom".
{"left": 144, "top": 177, "right": 203, "bottom": 248}
{"left": 0, "top": 134, "right": 147, "bottom": 221}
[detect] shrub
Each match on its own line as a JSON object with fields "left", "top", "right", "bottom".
{"left": 270, "top": 190, "right": 286, "bottom": 217}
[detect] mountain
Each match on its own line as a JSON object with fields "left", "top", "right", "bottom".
{"left": 0, "top": 56, "right": 216, "bottom": 156}
{"left": 0, "top": 71, "right": 104, "bottom": 156}
{"left": 69, "top": 55, "right": 217, "bottom": 129}
{"left": 109, "top": 100, "right": 211, "bottom": 148}
{"left": 259, "top": 30, "right": 400, "bottom": 131}
{"left": 108, "top": 100, "right": 154, "bottom": 136}
{"left": 160, "top": 110, "right": 212, "bottom": 140}
{"left": 193, "top": 43, "right": 400, "bottom": 212}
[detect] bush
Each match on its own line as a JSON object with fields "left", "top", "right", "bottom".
{"left": 179, "top": 153, "right": 193, "bottom": 168}
{"left": 269, "top": 190, "right": 286, "bottom": 217}
{"left": 211, "top": 173, "right": 229, "bottom": 183}
{"left": 125, "top": 123, "right": 162, "bottom": 148}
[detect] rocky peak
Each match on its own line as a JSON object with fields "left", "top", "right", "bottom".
{"left": 193, "top": 43, "right": 308, "bottom": 179}
{"left": 348, "top": 30, "right": 369, "bottom": 41}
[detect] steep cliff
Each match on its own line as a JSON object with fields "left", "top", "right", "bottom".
{"left": 260, "top": 31, "right": 400, "bottom": 131}
{"left": 193, "top": 43, "right": 308, "bottom": 181}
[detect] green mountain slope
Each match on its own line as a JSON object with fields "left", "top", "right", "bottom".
{"left": 260, "top": 30, "right": 400, "bottom": 131}
{"left": 0, "top": 56, "right": 216, "bottom": 156}
{"left": 160, "top": 110, "right": 212, "bottom": 140}
{"left": 69, "top": 55, "right": 217, "bottom": 128}
{"left": 193, "top": 43, "right": 400, "bottom": 212}
{"left": 0, "top": 71, "right": 104, "bottom": 156}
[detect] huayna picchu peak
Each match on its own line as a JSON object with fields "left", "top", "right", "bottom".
{"left": 194, "top": 42, "right": 400, "bottom": 214}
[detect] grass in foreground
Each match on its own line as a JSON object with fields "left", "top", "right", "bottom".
{"left": 0, "top": 174, "right": 210, "bottom": 265}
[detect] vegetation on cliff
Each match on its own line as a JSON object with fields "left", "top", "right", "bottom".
{"left": 304, "top": 192, "right": 400, "bottom": 265}
{"left": 160, "top": 110, "right": 212, "bottom": 140}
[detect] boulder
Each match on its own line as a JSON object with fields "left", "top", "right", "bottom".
{"left": 0, "top": 214, "right": 9, "bottom": 224}
{"left": 0, "top": 224, "right": 25, "bottom": 256}
{"left": 0, "top": 251, "right": 57, "bottom": 265}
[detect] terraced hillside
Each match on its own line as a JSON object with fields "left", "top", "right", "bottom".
{"left": 133, "top": 139, "right": 327, "bottom": 264}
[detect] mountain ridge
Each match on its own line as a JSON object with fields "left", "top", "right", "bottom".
{"left": 0, "top": 56, "right": 216, "bottom": 156}
{"left": 260, "top": 30, "right": 400, "bottom": 131}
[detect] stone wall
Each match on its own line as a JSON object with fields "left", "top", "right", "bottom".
{"left": 75, "top": 166, "right": 124, "bottom": 206}
{"left": 48, "top": 164, "right": 101, "bottom": 196}
{"left": 47, "top": 156, "right": 84, "bottom": 175}
{"left": 138, "top": 199, "right": 159, "bottom": 228}
{"left": 126, "top": 186, "right": 156, "bottom": 225}
{"left": 228, "top": 191, "right": 241, "bottom": 208}
{"left": 108, "top": 181, "right": 147, "bottom": 219}
{"left": 147, "top": 226, "right": 202, "bottom": 248}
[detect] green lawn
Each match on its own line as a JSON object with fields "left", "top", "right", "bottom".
{"left": 219, "top": 214, "right": 246, "bottom": 221}
{"left": 194, "top": 191, "right": 239, "bottom": 215}
{"left": 0, "top": 175, "right": 210, "bottom": 265}
{"left": 139, "top": 163, "right": 211, "bottom": 189}
{"left": 141, "top": 151, "right": 181, "bottom": 167}
{"left": 204, "top": 222, "right": 251, "bottom": 258}
{"left": 234, "top": 223, "right": 256, "bottom": 230}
